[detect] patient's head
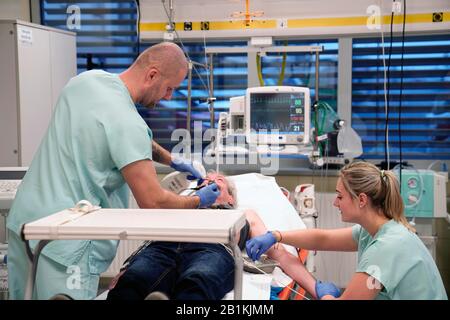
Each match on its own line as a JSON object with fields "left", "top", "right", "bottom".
{"left": 200, "top": 172, "right": 237, "bottom": 208}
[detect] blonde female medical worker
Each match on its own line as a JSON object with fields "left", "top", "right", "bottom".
{"left": 247, "top": 162, "right": 447, "bottom": 300}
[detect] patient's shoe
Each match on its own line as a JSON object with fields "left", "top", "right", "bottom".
{"left": 145, "top": 291, "right": 169, "bottom": 300}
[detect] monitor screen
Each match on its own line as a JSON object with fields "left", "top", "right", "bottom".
{"left": 250, "top": 92, "right": 305, "bottom": 133}
{"left": 245, "top": 86, "right": 310, "bottom": 145}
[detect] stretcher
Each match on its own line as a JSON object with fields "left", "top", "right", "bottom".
{"left": 21, "top": 207, "right": 246, "bottom": 300}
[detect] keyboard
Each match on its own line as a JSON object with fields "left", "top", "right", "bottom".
{"left": 0, "top": 180, "right": 21, "bottom": 210}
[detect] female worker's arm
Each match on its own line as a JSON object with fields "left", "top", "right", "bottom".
{"left": 321, "top": 272, "right": 382, "bottom": 300}
{"left": 121, "top": 159, "right": 200, "bottom": 208}
{"left": 270, "top": 249, "right": 318, "bottom": 299}
{"left": 280, "top": 227, "right": 358, "bottom": 252}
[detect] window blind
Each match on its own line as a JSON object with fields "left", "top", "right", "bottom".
{"left": 352, "top": 34, "right": 450, "bottom": 160}
{"left": 41, "top": 0, "right": 138, "bottom": 73}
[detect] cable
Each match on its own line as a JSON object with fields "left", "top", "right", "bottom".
{"left": 398, "top": 0, "right": 407, "bottom": 189}
{"left": 385, "top": 1, "right": 395, "bottom": 170}
{"left": 427, "top": 160, "right": 444, "bottom": 171}
{"left": 250, "top": 263, "right": 310, "bottom": 300}
{"left": 161, "top": 0, "right": 210, "bottom": 94}
{"left": 223, "top": 247, "right": 310, "bottom": 300}
{"left": 203, "top": 32, "right": 211, "bottom": 98}
{"left": 379, "top": 0, "right": 389, "bottom": 166}
{"left": 135, "top": 0, "right": 141, "bottom": 59}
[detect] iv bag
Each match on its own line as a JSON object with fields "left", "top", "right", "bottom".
{"left": 337, "top": 125, "right": 363, "bottom": 158}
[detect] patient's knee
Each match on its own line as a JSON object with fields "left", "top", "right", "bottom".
{"left": 176, "top": 270, "right": 234, "bottom": 300}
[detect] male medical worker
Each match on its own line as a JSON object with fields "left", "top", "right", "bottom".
{"left": 6, "top": 42, "right": 220, "bottom": 300}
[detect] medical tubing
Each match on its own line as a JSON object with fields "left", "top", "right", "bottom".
{"left": 256, "top": 42, "right": 288, "bottom": 87}
{"left": 313, "top": 100, "right": 334, "bottom": 157}
{"left": 427, "top": 160, "right": 444, "bottom": 171}
{"left": 161, "top": 1, "right": 209, "bottom": 93}
{"left": 248, "top": 263, "right": 310, "bottom": 300}
{"left": 223, "top": 247, "right": 309, "bottom": 300}
{"left": 256, "top": 54, "right": 265, "bottom": 86}
{"left": 277, "top": 48, "right": 287, "bottom": 86}
{"left": 313, "top": 103, "right": 321, "bottom": 156}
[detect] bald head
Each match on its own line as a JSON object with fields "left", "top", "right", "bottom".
{"left": 134, "top": 42, "right": 188, "bottom": 76}
{"left": 120, "top": 42, "right": 188, "bottom": 108}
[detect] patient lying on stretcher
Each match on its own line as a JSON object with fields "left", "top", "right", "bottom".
{"left": 107, "top": 172, "right": 317, "bottom": 300}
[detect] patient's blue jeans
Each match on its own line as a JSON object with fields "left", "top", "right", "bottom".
{"left": 107, "top": 242, "right": 235, "bottom": 300}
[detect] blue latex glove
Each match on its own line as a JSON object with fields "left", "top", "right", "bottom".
{"left": 245, "top": 231, "right": 277, "bottom": 261}
{"left": 195, "top": 182, "right": 220, "bottom": 208}
{"left": 170, "top": 157, "right": 203, "bottom": 182}
{"left": 315, "top": 280, "right": 341, "bottom": 299}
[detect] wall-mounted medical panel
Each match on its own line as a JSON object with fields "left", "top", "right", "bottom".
{"left": 139, "top": 0, "right": 450, "bottom": 40}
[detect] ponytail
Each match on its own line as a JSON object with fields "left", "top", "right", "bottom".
{"left": 382, "top": 170, "right": 415, "bottom": 232}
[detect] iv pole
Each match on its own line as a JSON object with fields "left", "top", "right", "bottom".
{"left": 186, "top": 60, "right": 211, "bottom": 132}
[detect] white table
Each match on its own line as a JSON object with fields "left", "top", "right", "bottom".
{"left": 21, "top": 208, "right": 246, "bottom": 300}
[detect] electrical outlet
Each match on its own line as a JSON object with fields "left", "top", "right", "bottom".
{"left": 184, "top": 22, "right": 192, "bottom": 31}
{"left": 200, "top": 21, "right": 210, "bottom": 30}
{"left": 432, "top": 12, "right": 443, "bottom": 22}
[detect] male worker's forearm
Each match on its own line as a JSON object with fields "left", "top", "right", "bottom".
{"left": 149, "top": 189, "right": 200, "bottom": 209}
{"left": 151, "top": 141, "right": 172, "bottom": 165}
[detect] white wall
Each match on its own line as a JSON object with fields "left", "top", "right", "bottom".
{"left": 0, "top": 0, "right": 30, "bottom": 21}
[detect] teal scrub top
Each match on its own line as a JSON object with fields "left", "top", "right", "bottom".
{"left": 352, "top": 220, "right": 448, "bottom": 300}
{"left": 7, "top": 70, "right": 153, "bottom": 272}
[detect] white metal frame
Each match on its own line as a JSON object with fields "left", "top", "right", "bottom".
{"left": 21, "top": 208, "right": 246, "bottom": 300}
